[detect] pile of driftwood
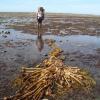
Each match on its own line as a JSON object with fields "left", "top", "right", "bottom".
{"left": 4, "top": 39, "right": 96, "bottom": 100}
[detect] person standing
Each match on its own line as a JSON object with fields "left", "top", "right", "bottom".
{"left": 36, "top": 7, "right": 45, "bottom": 29}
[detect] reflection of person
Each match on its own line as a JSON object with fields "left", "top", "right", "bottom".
{"left": 36, "top": 7, "right": 45, "bottom": 29}
{"left": 36, "top": 34, "right": 44, "bottom": 52}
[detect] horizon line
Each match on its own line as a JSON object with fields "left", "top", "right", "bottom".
{"left": 0, "top": 11, "right": 100, "bottom": 16}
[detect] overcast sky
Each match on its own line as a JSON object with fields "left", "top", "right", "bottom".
{"left": 0, "top": 0, "right": 100, "bottom": 15}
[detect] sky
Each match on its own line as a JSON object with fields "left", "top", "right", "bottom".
{"left": 0, "top": 0, "right": 100, "bottom": 15}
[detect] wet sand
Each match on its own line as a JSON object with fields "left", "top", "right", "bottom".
{"left": 0, "top": 13, "right": 100, "bottom": 100}
{"left": 5, "top": 12, "right": 100, "bottom": 36}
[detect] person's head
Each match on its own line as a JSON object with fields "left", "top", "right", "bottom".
{"left": 38, "top": 7, "right": 44, "bottom": 12}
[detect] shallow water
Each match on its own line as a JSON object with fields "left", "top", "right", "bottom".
{"left": 0, "top": 29, "right": 100, "bottom": 54}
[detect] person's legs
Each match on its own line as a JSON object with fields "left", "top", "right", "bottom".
{"left": 38, "top": 18, "right": 42, "bottom": 29}
{"left": 37, "top": 18, "right": 43, "bottom": 36}
{"left": 40, "top": 22, "right": 42, "bottom": 28}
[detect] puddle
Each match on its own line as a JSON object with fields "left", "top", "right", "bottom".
{"left": 0, "top": 29, "right": 100, "bottom": 54}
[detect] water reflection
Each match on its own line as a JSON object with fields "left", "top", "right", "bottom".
{"left": 36, "top": 29, "right": 44, "bottom": 52}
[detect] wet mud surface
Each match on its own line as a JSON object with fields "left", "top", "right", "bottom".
{"left": 0, "top": 13, "right": 100, "bottom": 100}
{"left": 6, "top": 13, "right": 100, "bottom": 36}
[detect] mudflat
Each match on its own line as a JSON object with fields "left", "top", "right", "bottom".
{"left": 0, "top": 12, "right": 100, "bottom": 100}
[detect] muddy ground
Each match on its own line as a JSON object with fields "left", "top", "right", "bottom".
{"left": 0, "top": 13, "right": 100, "bottom": 100}
{"left": 6, "top": 12, "right": 100, "bottom": 36}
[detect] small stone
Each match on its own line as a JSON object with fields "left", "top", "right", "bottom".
{"left": 2, "top": 31, "right": 4, "bottom": 33}
{"left": 44, "top": 54, "right": 48, "bottom": 57}
{"left": 1, "top": 50, "right": 7, "bottom": 53}
{"left": 59, "top": 40, "right": 62, "bottom": 42}
{"left": 4, "top": 50, "right": 7, "bottom": 52}
{"left": 7, "top": 31, "right": 10, "bottom": 34}
{"left": 70, "top": 58, "right": 75, "bottom": 61}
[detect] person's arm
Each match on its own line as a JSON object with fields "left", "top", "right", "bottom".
{"left": 36, "top": 12, "right": 38, "bottom": 19}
